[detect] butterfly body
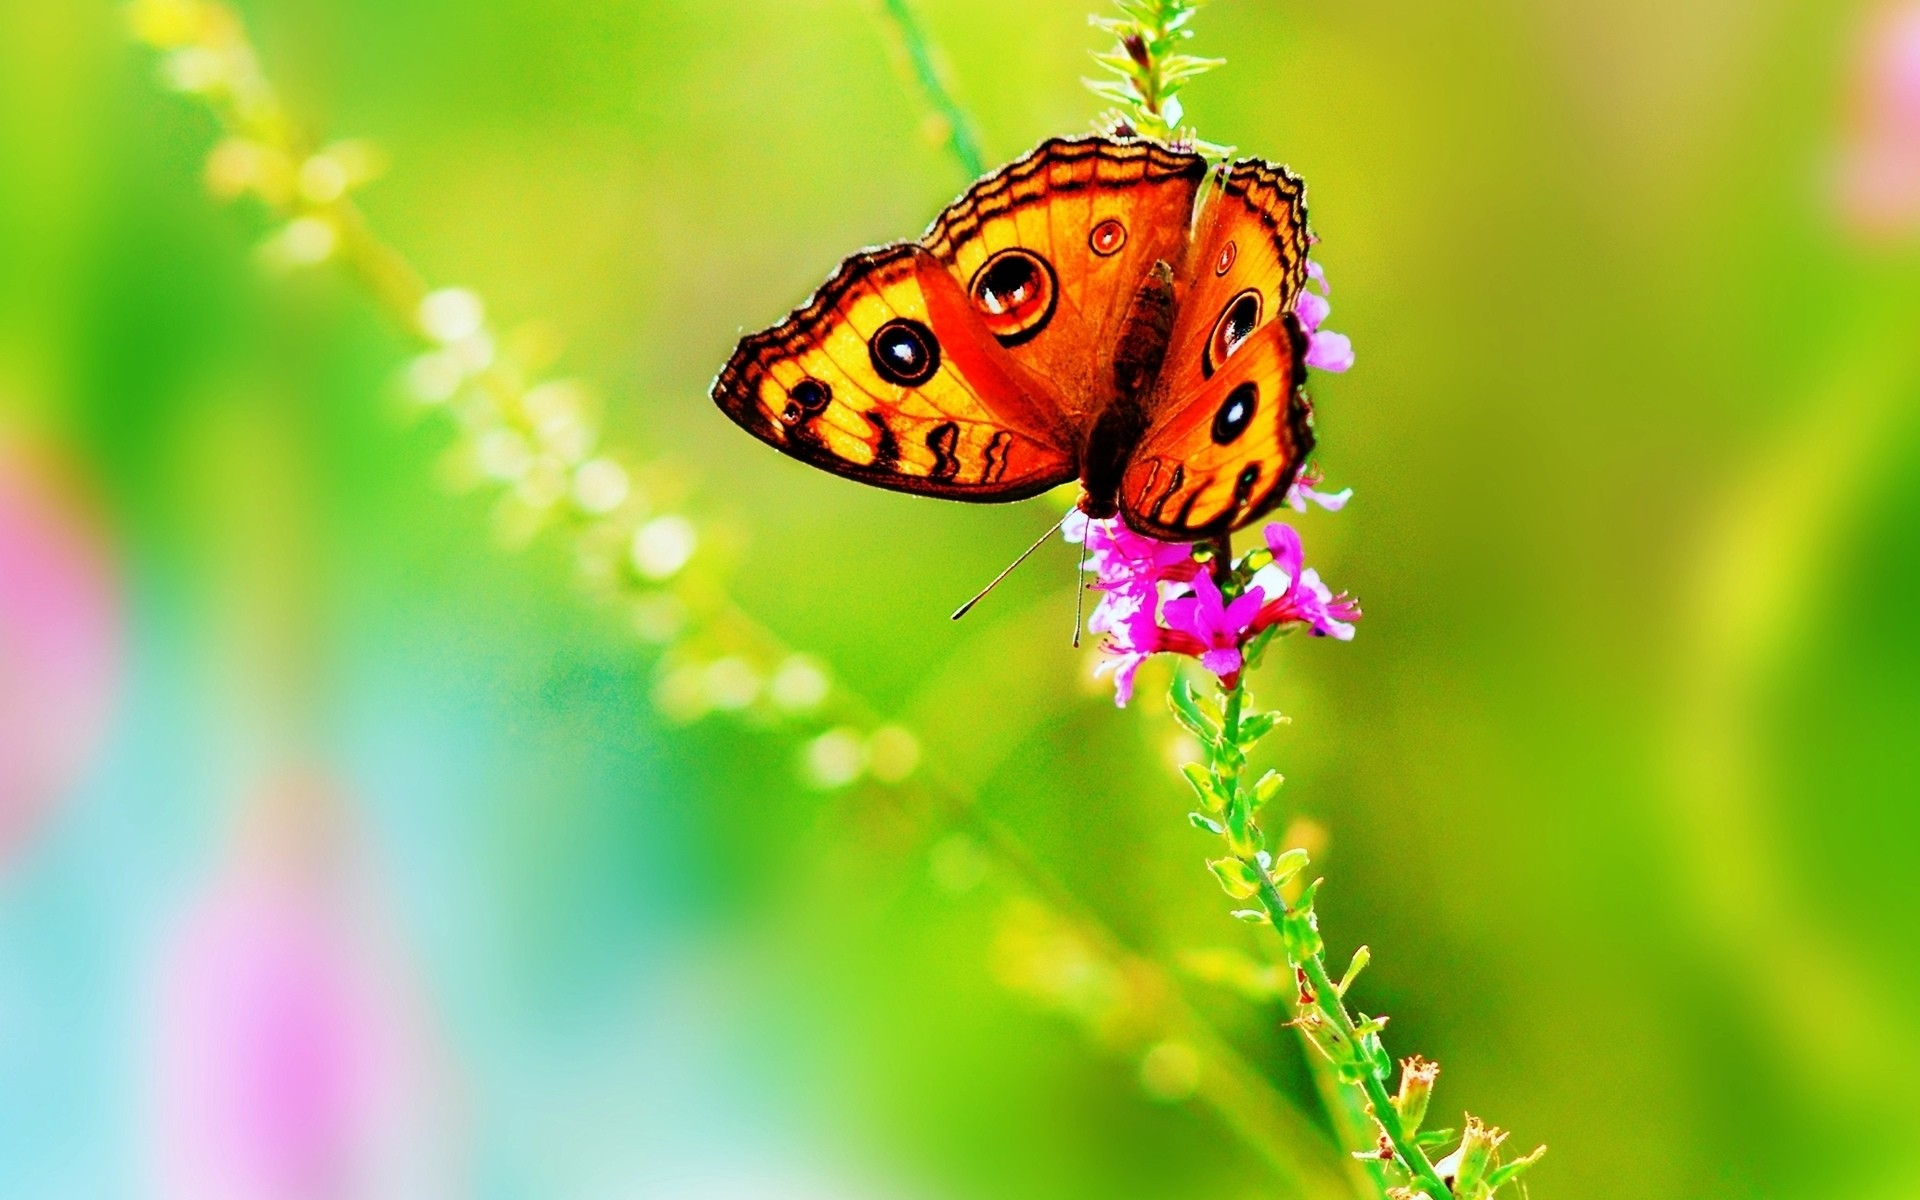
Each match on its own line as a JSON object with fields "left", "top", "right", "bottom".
{"left": 713, "top": 135, "right": 1318, "bottom": 540}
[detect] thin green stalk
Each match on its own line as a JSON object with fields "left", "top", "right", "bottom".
{"left": 1212, "top": 681, "right": 1450, "bottom": 1198}
{"left": 875, "top": 0, "right": 986, "bottom": 177}
{"left": 1179, "top": 661, "right": 1545, "bottom": 1200}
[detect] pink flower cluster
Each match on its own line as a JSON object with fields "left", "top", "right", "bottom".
{"left": 1065, "top": 516, "right": 1361, "bottom": 707}
{"left": 1063, "top": 256, "right": 1362, "bottom": 707}
{"left": 1297, "top": 261, "right": 1355, "bottom": 374}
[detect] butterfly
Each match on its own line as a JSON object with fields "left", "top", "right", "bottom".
{"left": 712, "top": 135, "right": 1318, "bottom": 541}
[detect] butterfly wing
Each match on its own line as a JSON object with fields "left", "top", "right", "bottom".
{"left": 921, "top": 136, "right": 1209, "bottom": 423}
{"left": 1116, "top": 317, "right": 1313, "bottom": 539}
{"left": 1163, "top": 157, "right": 1312, "bottom": 387}
{"left": 712, "top": 244, "right": 1078, "bottom": 501}
{"left": 1116, "top": 157, "right": 1316, "bottom": 538}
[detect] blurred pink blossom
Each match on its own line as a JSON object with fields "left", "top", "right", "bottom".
{"left": 1835, "top": 1, "right": 1920, "bottom": 240}
{"left": 0, "top": 443, "right": 122, "bottom": 866}
{"left": 148, "top": 776, "right": 460, "bottom": 1200}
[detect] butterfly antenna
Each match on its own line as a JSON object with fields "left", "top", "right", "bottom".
{"left": 1071, "top": 533, "right": 1091, "bottom": 648}
{"left": 951, "top": 513, "right": 1069, "bottom": 621}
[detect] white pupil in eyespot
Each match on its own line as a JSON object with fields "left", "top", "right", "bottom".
{"left": 978, "top": 257, "right": 1038, "bottom": 314}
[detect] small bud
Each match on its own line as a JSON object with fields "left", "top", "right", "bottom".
{"left": 1433, "top": 1115, "right": 1507, "bottom": 1198}
{"left": 1121, "top": 31, "right": 1151, "bottom": 68}
{"left": 1349, "top": 1133, "right": 1395, "bottom": 1162}
{"left": 1393, "top": 1056, "right": 1440, "bottom": 1135}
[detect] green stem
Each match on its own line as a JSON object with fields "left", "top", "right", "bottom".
{"left": 1218, "top": 679, "right": 1455, "bottom": 1200}
{"left": 875, "top": 0, "right": 987, "bottom": 178}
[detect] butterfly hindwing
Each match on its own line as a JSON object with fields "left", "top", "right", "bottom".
{"left": 712, "top": 244, "right": 1078, "bottom": 501}
{"left": 1118, "top": 315, "right": 1314, "bottom": 540}
{"left": 922, "top": 136, "right": 1208, "bottom": 422}
{"left": 1161, "top": 157, "right": 1311, "bottom": 404}
{"left": 1107, "top": 155, "right": 1314, "bottom": 538}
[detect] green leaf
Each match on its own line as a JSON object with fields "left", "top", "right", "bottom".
{"left": 1335, "top": 945, "right": 1370, "bottom": 996}
{"left": 1237, "top": 709, "right": 1288, "bottom": 746}
{"left": 1251, "top": 769, "right": 1284, "bottom": 809}
{"left": 1268, "top": 847, "right": 1310, "bottom": 884}
{"left": 1228, "top": 908, "right": 1271, "bottom": 925}
{"left": 1180, "top": 762, "right": 1224, "bottom": 810}
{"left": 1187, "top": 811, "right": 1224, "bottom": 834}
{"left": 1206, "top": 856, "right": 1262, "bottom": 899}
{"left": 1415, "top": 1128, "right": 1458, "bottom": 1149}
{"left": 1168, "top": 679, "right": 1220, "bottom": 741}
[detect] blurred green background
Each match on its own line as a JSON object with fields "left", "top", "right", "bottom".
{"left": 3, "top": 1, "right": 1919, "bottom": 1197}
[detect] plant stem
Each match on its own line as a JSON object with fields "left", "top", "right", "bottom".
{"left": 1215, "top": 679, "right": 1455, "bottom": 1200}
{"left": 875, "top": 0, "right": 987, "bottom": 177}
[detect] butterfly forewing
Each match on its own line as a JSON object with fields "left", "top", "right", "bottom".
{"left": 712, "top": 244, "right": 1077, "bottom": 500}
{"left": 922, "top": 137, "right": 1208, "bottom": 422}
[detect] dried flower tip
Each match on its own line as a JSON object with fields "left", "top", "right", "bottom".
{"left": 1433, "top": 1114, "right": 1508, "bottom": 1197}
{"left": 1121, "top": 31, "right": 1152, "bottom": 68}
{"left": 1346, "top": 1133, "right": 1395, "bottom": 1162}
{"left": 1392, "top": 1054, "right": 1440, "bottom": 1134}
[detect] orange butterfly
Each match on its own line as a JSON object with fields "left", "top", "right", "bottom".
{"left": 712, "top": 135, "right": 1318, "bottom": 540}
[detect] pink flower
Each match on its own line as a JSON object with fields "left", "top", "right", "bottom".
{"left": 1296, "top": 261, "right": 1355, "bottom": 374}
{"left": 1285, "top": 463, "right": 1353, "bottom": 514}
{"left": 1065, "top": 510, "right": 1200, "bottom": 591}
{"left": 148, "top": 774, "right": 460, "bottom": 1200}
{"left": 1160, "top": 570, "right": 1267, "bottom": 682}
{"left": 0, "top": 444, "right": 122, "bottom": 869}
{"left": 1074, "top": 514, "right": 1361, "bottom": 705}
{"left": 1836, "top": 2, "right": 1920, "bottom": 240}
{"left": 1248, "top": 524, "right": 1362, "bottom": 641}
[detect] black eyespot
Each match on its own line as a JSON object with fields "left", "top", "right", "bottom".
{"left": 783, "top": 378, "right": 831, "bottom": 423}
{"left": 968, "top": 249, "right": 1057, "bottom": 346}
{"left": 1204, "top": 289, "right": 1264, "bottom": 378}
{"left": 1212, "top": 382, "right": 1258, "bottom": 444}
{"left": 869, "top": 318, "right": 941, "bottom": 386}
